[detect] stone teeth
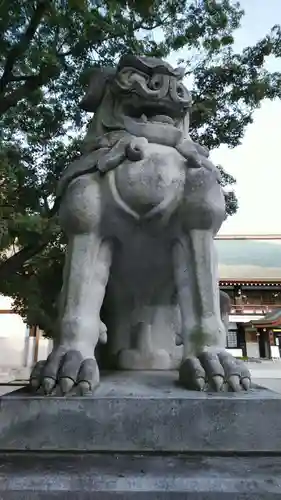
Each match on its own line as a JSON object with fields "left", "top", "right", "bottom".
{"left": 151, "top": 115, "right": 175, "bottom": 125}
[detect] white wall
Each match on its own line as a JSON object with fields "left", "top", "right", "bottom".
{"left": 0, "top": 295, "right": 28, "bottom": 367}
{"left": 246, "top": 342, "right": 260, "bottom": 358}
{"left": 0, "top": 295, "right": 52, "bottom": 369}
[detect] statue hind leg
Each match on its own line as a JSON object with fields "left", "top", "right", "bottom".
{"left": 30, "top": 174, "right": 112, "bottom": 395}
{"left": 117, "top": 304, "right": 172, "bottom": 370}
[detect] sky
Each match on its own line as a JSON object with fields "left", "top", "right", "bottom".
{"left": 171, "top": 0, "right": 281, "bottom": 235}
{"left": 212, "top": 0, "right": 281, "bottom": 235}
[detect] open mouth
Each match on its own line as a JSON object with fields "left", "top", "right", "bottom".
{"left": 117, "top": 99, "right": 186, "bottom": 146}
{"left": 126, "top": 104, "right": 184, "bottom": 127}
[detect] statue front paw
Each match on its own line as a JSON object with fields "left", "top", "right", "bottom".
{"left": 176, "top": 139, "right": 220, "bottom": 175}
{"left": 29, "top": 346, "right": 99, "bottom": 396}
{"left": 179, "top": 350, "right": 251, "bottom": 392}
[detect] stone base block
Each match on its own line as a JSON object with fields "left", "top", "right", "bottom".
{"left": 0, "top": 453, "right": 280, "bottom": 499}
{"left": 1, "top": 371, "right": 281, "bottom": 498}
{"left": 0, "top": 371, "right": 280, "bottom": 453}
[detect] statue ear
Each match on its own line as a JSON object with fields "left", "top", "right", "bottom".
{"left": 79, "top": 67, "right": 116, "bottom": 112}
{"left": 175, "top": 66, "right": 185, "bottom": 79}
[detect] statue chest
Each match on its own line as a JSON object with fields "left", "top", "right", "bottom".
{"left": 112, "top": 144, "right": 186, "bottom": 217}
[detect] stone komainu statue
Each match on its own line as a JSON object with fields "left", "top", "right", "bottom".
{"left": 30, "top": 55, "right": 250, "bottom": 395}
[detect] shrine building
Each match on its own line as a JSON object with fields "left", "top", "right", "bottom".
{"left": 217, "top": 234, "right": 281, "bottom": 359}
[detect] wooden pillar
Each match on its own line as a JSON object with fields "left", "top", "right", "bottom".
{"left": 32, "top": 326, "right": 40, "bottom": 365}
{"left": 269, "top": 330, "right": 275, "bottom": 347}
{"left": 22, "top": 325, "right": 30, "bottom": 367}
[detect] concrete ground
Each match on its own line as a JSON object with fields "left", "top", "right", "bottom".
{"left": 248, "top": 359, "right": 281, "bottom": 393}
{"left": 0, "top": 382, "right": 26, "bottom": 396}
{"left": 1, "top": 360, "right": 281, "bottom": 395}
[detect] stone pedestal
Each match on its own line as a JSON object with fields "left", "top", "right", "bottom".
{"left": 0, "top": 371, "right": 281, "bottom": 498}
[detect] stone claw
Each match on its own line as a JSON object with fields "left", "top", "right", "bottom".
{"left": 227, "top": 375, "right": 241, "bottom": 392}
{"left": 30, "top": 360, "right": 45, "bottom": 389}
{"left": 179, "top": 351, "right": 251, "bottom": 392}
{"left": 30, "top": 376, "right": 41, "bottom": 390}
{"left": 77, "top": 381, "right": 91, "bottom": 396}
{"left": 42, "top": 376, "right": 56, "bottom": 395}
{"left": 29, "top": 347, "right": 99, "bottom": 396}
{"left": 195, "top": 377, "right": 206, "bottom": 391}
{"left": 59, "top": 377, "right": 74, "bottom": 395}
{"left": 241, "top": 377, "right": 251, "bottom": 391}
{"left": 179, "top": 357, "right": 206, "bottom": 390}
{"left": 210, "top": 375, "right": 224, "bottom": 392}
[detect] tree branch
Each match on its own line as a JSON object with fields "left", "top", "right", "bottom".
{"left": 0, "top": 0, "right": 51, "bottom": 92}
{"left": 0, "top": 198, "right": 60, "bottom": 281}
{"left": 0, "top": 238, "right": 53, "bottom": 280}
{"left": 42, "top": 195, "right": 50, "bottom": 214}
{"left": 7, "top": 74, "right": 40, "bottom": 83}
{"left": 0, "top": 64, "right": 57, "bottom": 116}
{"left": 133, "top": 14, "right": 170, "bottom": 31}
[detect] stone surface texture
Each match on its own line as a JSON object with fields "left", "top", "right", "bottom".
{"left": 30, "top": 54, "right": 251, "bottom": 395}
{"left": 0, "top": 454, "right": 280, "bottom": 499}
{"left": 0, "top": 372, "right": 279, "bottom": 453}
{"left": 1, "top": 374, "right": 281, "bottom": 498}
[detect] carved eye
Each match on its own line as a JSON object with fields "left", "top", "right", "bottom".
{"left": 117, "top": 69, "right": 135, "bottom": 86}
{"left": 148, "top": 74, "right": 163, "bottom": 90}
{"left": 176, "top": 84, "right": 185, "bottom": 98}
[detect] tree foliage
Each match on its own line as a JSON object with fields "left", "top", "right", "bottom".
{"left": 0, "top": 0, "right": 280, "bottom": 334}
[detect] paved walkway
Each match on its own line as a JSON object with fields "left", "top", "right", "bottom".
{"left": 246, "top": 360, "right": 281, "bottom": 392}
{"left": 253, "top": 378, "right": 281, "bottom": 392}
{"left": 248, "top": 360, "right": 281, "bottom": 379}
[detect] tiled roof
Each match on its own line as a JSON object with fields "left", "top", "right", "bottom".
{"left": 215, "top": 237, "right": 281, "bottom": 281}
{"left": 250, "top": 308, "right": 281, "bottom": 327}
